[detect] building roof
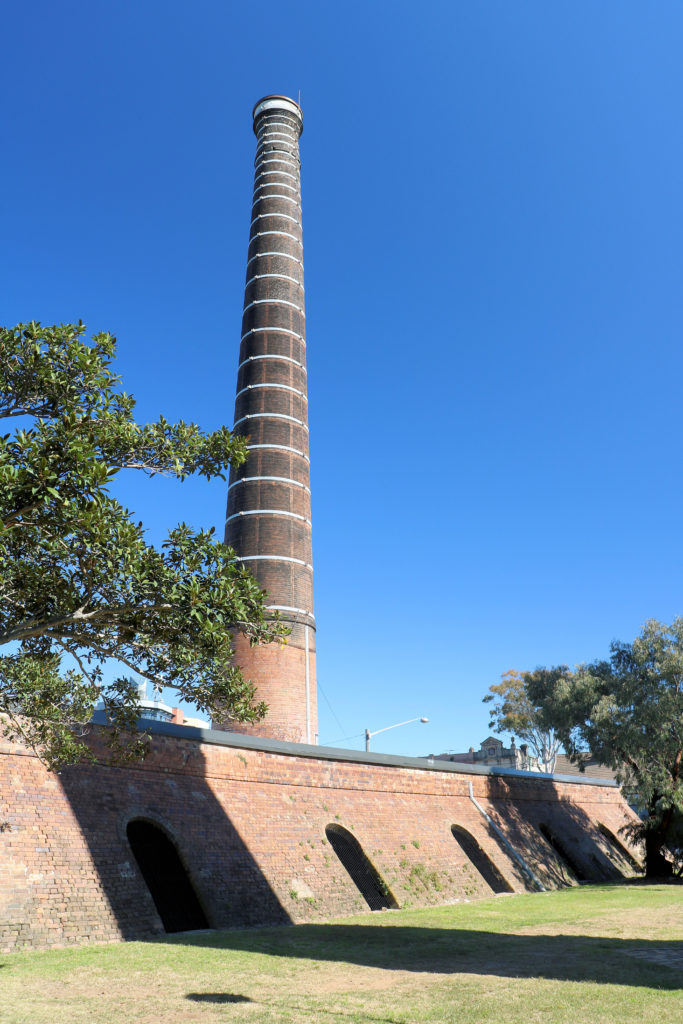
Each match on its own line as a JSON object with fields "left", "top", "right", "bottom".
{"left": 553, "top": 754, "right": 617, "bottom": 782}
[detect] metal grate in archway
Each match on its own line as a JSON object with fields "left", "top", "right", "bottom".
{"left": 538, "top": 822, "right": 587, "bottom": 882}
{"left": 325, "top": 824, "right": 397, "bottom": 910}
{"left": 597, "top": 821, "right": 643, "bottom": 873}
{"left": 451, "top": 824, "right": 514, "bottom": 893}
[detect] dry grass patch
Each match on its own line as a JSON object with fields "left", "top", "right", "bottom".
{"left": 2, "top": 885, "right": 683, "bottom": 1024}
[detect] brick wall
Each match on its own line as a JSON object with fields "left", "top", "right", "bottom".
{"left": 0, "top": 725, "right": 640, "bottom": 952}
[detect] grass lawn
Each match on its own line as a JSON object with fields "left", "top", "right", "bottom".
{"left": 2, "top": 885, "right": 682, "bottom": 1024}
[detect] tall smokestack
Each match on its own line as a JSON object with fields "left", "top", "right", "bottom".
{"left": 221, "top": 95, "right": 316, "bottom": 744}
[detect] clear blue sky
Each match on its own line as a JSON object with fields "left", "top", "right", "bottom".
{"left": 4, "top": 2, "right": 683, "bottom": 757}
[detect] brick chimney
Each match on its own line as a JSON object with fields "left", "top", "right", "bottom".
{"left": 217, "top": 95, "right": 316, "bottom": 744}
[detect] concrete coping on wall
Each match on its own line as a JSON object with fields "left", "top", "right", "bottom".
{"left": 90, "top": 712, "right": 617, "bottom": 789}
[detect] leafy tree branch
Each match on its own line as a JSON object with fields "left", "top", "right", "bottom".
{"left": 0, "top": 322, "right": 287, "bottom": 769}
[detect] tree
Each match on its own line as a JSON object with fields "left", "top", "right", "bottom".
{"left": 525, "top": 619, "right": 683, "bottom": 878}
{"left": 483, "top": 669, "right": 562, "bottom": 773}
{"left": 0, "top": 322, "right": 286, "bottom": 769}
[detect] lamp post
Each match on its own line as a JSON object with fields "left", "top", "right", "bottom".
{"left": 365, "top": 717, "right": 429, "bottom": 752}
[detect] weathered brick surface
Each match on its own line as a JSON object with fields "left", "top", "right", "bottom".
{"left": 226, "top": 632, "right": 317, "bottom": 742}
{"left": 221, "top": 95, "right": 316, "bottom": 744}
{"left": 0, "top": 727, "right": 640, "bottom": 952}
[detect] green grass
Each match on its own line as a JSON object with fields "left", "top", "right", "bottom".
{"left": 3, "top": 885, "right": 683, "bottom": 1024}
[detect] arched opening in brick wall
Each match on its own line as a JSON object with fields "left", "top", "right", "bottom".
{"left": 597, "top": 822, "right": 643, "bottom": 873}
{"left": 450, "top": 825, "right": 514, "bottom": 893}
{"left": 538, "top": 823, "right": 586, "bottom": 882}
{"left": 126, "top": 819, "right": 210, "bottom": 933}
{"left": 325, "top": 824, "right": 398, "bottom": 911}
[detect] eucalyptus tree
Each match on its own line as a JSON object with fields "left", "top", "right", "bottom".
{"left": 526, "top": 620, "right": 683, "bottom": 877}
{"left": 483, "top": 669, "right": 562, "bottom": 773}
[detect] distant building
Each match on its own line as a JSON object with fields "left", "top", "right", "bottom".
{"left": 429, "top": 736, "right": 539, "bottom": 770}
{"left": 428, "top": 737, "right": 618, "bottom": 781}
{"left": 95, "top": 682, "right": 209, "bottom": 729}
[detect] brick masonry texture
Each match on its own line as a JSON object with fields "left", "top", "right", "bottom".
{"left": 0, "top": 725, "right": 641, "bottom": 952}
{"left": 221, "top": 96, "right": 315, "bottom": 744}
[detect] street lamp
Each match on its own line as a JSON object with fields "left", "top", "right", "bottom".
{"left": 365, "top": 717, "right": 429, "bottom": 752}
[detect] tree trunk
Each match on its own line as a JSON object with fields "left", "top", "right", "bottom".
{"left": 644, "top": 829, "right": 673, "bottom": 878}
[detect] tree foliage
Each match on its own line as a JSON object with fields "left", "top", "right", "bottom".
{"left": 526, "top": 619, "right": 683, "bottom": 877}
{"left": 0, "top": 322, "right": 286, "bottom": 769}
{"left": 483, "top": 669, "right": 562, "bottom": 772}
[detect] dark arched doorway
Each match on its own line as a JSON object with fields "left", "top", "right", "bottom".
{"left": 451, "top": 824, "right": 514, "bottom": 893}
{"left": 126, "top": 820, "right": 209, "bottom": 933}
{"left": 597, "top": 822, "right": 642, "bottom": 873}
{"left": 325, "top": 824, "right": 397, "bottom": 910}
{"left": 538, "top": 823, "right": 586, "bottom": 882}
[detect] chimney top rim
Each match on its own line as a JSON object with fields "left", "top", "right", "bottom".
{"left": 253, "top": 95, "right": 303, "bottom": 134}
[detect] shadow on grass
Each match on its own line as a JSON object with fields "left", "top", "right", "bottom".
{"left": 188, "top": 995, "right": 402, "bottom": 1024}
{"left": 187, "top": 993, "right": 251, "bottom": 1003}
{"left": 174, "top": 924, "right": 683, "bottom": 990}
{"left": 189, "top": 995, "right": 403, "bottom": 1023}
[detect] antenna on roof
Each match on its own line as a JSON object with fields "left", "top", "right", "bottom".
{"left": 298, "top": 89, "right": 301, "bottom": 107}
